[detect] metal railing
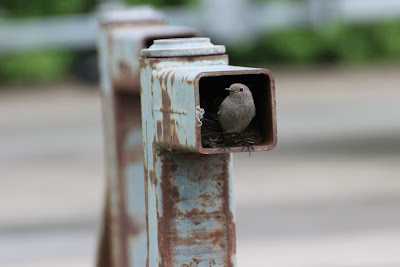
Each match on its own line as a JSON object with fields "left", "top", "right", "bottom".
{"left": 97, "top": 8, "right": 277, "bottom": 265}
{"left": 1, "top": 0, "right": 400, "bottom": 53}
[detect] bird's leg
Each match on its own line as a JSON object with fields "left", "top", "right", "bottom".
{"left": 218, "top": 132, "right": 231, "bottom": 154}
{"left": 238, "top": 133, "right": 254, "bottom": 156}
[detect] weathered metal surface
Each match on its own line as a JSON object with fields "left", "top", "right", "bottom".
{"left": 96, "top": 91, "right": 146, "bottom": 267}
{"left": 140, "top": 37, "right": 277, "bottom": 266}
{"left": 108, "top": 26, "right": 199, "bottom": 92}
{"left": 155, "top": 152, "right": 236, "bottom": 266}
{"left": 97, "top": 8, "right": 200, "bottom": 267}
{"left": 99, "top": 13, "right": 199, "bottom": 92}
{"left": 140, "top": 39, "right": 277, "bottom": 154}
{"left": 141, "top": 37, "right": 226, "bottom": 57}
{"left": 98, "top": 6, "right": 166, "bottom": 26}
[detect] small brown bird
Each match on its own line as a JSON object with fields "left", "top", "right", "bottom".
{"left": 218, "top": 83, "right": 256, "bottom": 134}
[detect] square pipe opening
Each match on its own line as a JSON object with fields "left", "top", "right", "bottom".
{"left": 196, "top": 71, "right": 276, "bottom": 154}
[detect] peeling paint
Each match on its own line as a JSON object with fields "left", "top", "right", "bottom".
{"left": 97, "top": 8, "right": 200, "bottom": 267}
{"left": 140, "top": 37, "right": 277, "bottom": 266}
{"left": 140, "top": 38, "right": 240, "bottom": 266}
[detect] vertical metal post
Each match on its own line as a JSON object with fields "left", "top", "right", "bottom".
{"left": 139, "top": 38, "right": 276, "bottom": 266}
{"left": 140, "top": 39, "right": 237, "bottom": 266}
{"left": 147, "top": 152, "right": 236, "bottom": 266}
{"left": 97, "top": 7, "right": 199, "bottom": 267}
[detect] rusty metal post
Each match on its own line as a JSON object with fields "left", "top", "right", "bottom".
{"left": 97, "top": 7, "right": 199, "bottom": 267}
{"left": 140, "top": 38, "right": 277, "bottom": 266}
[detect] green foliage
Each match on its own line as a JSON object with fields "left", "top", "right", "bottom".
{"left": 372, "top": 21, "right": 400, "bottom": 60}
{"left": 124, "top": 0, "right": 196, "bottom": 7}
{"left": 229, "top": 29, "right": 328, "bottom": 65}
{"left": 325, "top": 24, "right": 380, "bottom": 63}
{"left": 323, "top": 21, "right": 400, "bottom": 63}
{"left": 253, "top": 0, "right": 301, "bottom": 3}
{"left": 1, "top": 0, "right": 399, "bottom": 82}
{"left": 262, "top": 29, "right": 327, "bottom": 63}
{"left": 0, "top": 51, "right": 74, "bottom": 84}
{"left": 0, "top": 0, "right": 195, "bottom": 17}
{"left": 0, "top": 0, "right": 96, "bottom": 18}
{"left": 229, "top": 20, "right": 400, "bottom": 65}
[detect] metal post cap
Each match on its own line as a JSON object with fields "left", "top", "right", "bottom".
{"left": 98, "top": 6, "right": 165, "bottom": 25}
{"left": 141, "top": 37, "right": 226, "bottom": 57}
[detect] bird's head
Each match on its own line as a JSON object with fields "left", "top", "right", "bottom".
{"left": 225, "top": 83, "right": 252, "bottom": 98}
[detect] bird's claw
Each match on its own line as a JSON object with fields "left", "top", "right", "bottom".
{"left": 219, "top": 144, "right": 232, "bottom": 154}
{"left": 241, "top": 140, "right": 254, "bottom": 156}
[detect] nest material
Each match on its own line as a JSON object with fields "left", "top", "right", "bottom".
{"left": 201, "top": 112, "right": 263, "bottom": 148}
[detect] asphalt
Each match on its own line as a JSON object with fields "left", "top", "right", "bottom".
{"left": 1, "top": 65, "right": 400, "bottom": 267}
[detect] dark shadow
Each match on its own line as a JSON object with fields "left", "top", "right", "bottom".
{"left": 199, "top": 74, "right": 273, "bottom": 148}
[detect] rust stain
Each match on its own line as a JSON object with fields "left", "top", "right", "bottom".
{"left": 161, "top": 89, "right": 171, "bottom": 132}
{"left": 144, "top": 121, "right": 150, "bottom": 267}
{"left": 113, "top": 61, "right": 140, "bottom": 92}
{"left": 119, "top": 61, "right": 131, "bottom": 77}
{"left": 149, "top": 58, "right": 162, "bottom": 70}
{"left": 158, "top": 73, "right": 164, "bottom": 91}
{"left": 157, "top": 121, "right": 163, "bottom": 142}
{"left": 163, "top": 70, "right": 173, "bottom": 90}
{"left": 145, "top": 171, "right": 150, "bottom": 267}
{"left": 148, "top": 55, "right": 227, "bottom": 69}
{"left": 153, "top": 153, "right": 235, "bottom": 266}
{"left": 149, "top": 170, "right": 157, "bottom": 186}
{"left": 123, "top": 147, "right": 143, "bottom": 164}
{"left": 170, "top": 72, "right": 176, "bottom": 85}
{"left": 176, "top": 227, "right": 226, "bottom": 248}
{"left": 114, "top": 94, "right": 135, "bottom": 266}
{"left": 101, "top": 22, "right": 204, "bottom": 267}
{"left": 193, "top": 258, "right": 202, "bottom": 264}
{"left": 158, "top": 153, "right": 179, "bottom": 267}
{"left": 152, "top": 140, "right": 158, "bottom": 180}
{"left": 139, "top": 49, "right": 247, "bottom": 266}
{"left": 170, "top": 119, "right": 181, "bottom": 146}
{"left": 96, "top": 188, "right": 113, "bottom": 267}
{"left": 198, "top": 193, "right": 215, "bottom": 207}
{"left": 129, "top": 216, "right": 146, "bottom": 236}
{"left": 139, "top": 56, "right": 147, "bottom": 70}
{"left": 220, "top": 154, "right": 236, "bottom": 265}
{"left": 181, "top": 258, "right": 203, "bottom": 267}
{"left": 159, "top": 107, "right": 186, "bottom": 115}
{"left": 161, "top": 89, "right": 180, "bottom": 148}
{"left": 112, "top": 93, "right": 145, "bottom": 266}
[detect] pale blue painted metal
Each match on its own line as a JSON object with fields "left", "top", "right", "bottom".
{"left": 99, "top": 17, "right": 199, "bottom": 92}
{"left": 97, "top": 8, "right": 199, "bottom": 267}
{"left": 99, "top": 10, "right": 276, "bottom": 265}
{"left": 140, "top": 49, "right": 277, "bottom": 153}
{"left": 140, "top": 37, "right": 277, "bottom": 266}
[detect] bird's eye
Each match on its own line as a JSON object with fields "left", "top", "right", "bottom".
{"left": 240, "top": 88, "right": 244, "bottom": 91}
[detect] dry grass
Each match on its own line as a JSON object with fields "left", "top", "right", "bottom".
{"left": 201, "top": 112, "right": 262, "bottom": 148}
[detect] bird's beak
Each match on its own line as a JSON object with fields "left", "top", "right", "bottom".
{"left": 225, "top": 88, "right": 232, "bottom": 91}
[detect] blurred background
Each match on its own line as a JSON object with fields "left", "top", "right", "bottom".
{"left": 1, "top": 0, "right": 400, "bottom": 266}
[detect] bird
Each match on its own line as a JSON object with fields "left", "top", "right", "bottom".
{"left": 218, "top": 83, "right": 256, "bottom": 134}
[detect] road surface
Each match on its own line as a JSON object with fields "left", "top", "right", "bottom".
{"left": 1, "top": 65, "right": 400, "bottom": 266}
